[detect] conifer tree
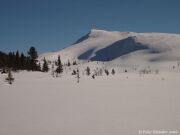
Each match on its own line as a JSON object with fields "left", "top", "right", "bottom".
{"left": 25, "top": 56, "right": 31, "bottom": 71}
{"left": 73, "top": 61, "right": 77, "bottom": 65}
{"left": 37, "top": 62, "right": 42, "bottom": 71}
{"left": 56, "top": 55, "right": 63, "bottom": 74}
{"left": 42, "top": 57, "right": 49, "bottom": 72}
{"left": 92, "top": 74, "right": 95, "bottom": 79}
{"left": 20, "top": 53, "right": 26, "bottom": 70}
{"left": 104, "top": 69, "right": 109, "bottom": 76}
{"left": 86, "top": 66, "right": 90, "bottom": 76}
{"left": 111, "top": 69, "right": 115, "bottom": 75}
{"left": 15, "top": 51, "right": 20, "bottom": 70}
{"left": 97, "top": 68, "right": 103, "bottom": 76}
{"left": 72, "top": 69, "right": 76, "bottom": 75}
{"left": 28, "top": 46, "right": 38, "bottom": 71}
{"left": 77, "top": 68, "right": 80, "bottom": 83}
{"left": 67, "top": 59, "right": 70, "bottom": 66}
{"left": 8, "top": 52, "right": 13, "bottom": 68}
{"left": 51, "top": 63, "right": 55, "bottom": 77}
{"left": 0, "top": 51, "right": 7, "bottom": 69}
{"left": 5, "top": 68, "right": 14, "bottom": 84}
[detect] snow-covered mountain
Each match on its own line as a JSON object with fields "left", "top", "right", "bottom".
{"left": 40, "top": 29, "right": 180, "bottom": 64}
{"left": 1, "top": 29, "right": 180, "bottom": 135}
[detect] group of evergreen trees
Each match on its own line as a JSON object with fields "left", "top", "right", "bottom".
{"left": 0, "top": 47, "right": 40, "bottom": 72}
{"left": 49, "top": 55, "right": 64, "bottom": 77}
{"left": 1, "top": 46, "right": 118, "bottom": 84}
{"left": 0, "top": 46, "right": 65, "bottom": 76}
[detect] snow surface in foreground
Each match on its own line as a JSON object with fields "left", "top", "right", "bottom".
{"left": 0, "top": 70, "right": 180, "bottom": 135}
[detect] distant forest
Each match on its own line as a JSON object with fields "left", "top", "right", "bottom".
{"left": 0, "top": 47, "right": 41, "bottom": 72}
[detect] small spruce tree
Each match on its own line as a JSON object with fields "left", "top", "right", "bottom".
{"left": 76, "top": 69, "right": 80, "bottom": 83}
{"left": 86, "top": 66, "right": 90, "bottom": 76}
{"left": 5, "top": 68, "right": 14, "bottom": 84}
{"left": 56, "top": 55, "right": 63, "bottom": 75}
{"left": 92, "top": 74, "right": 95, "bottom": 79}
{"left": 15, "top": 51, "right": 20, "bottom": 70}
{"left": 73, "top": 61, "right": 77, "bottom": 65}
{"left": 27, "top": 46, "right": 38, "bottom": 71}
{"left": 98, "top": 68, "right": 103, "bottom": 76}
{"left": 104, "top": 69, "right": 109, "bottom": 76}
{"left": 72, "top": 69, "right": 77, "bottom": 75}
{"left": 42, "top": 57, "right": 49, "bottom": 72}
{"left": 111, "top": 69, "right": 115, "bottom": 75}
{"left": 20, "top": 53, "right": 26, "bottom": 70}
{"left": 67, "top": 59, "right": 70, "bottom": 66}
{"left": 37, "top": 62, "right": 41, "bottom": 71}
{"left": 51, "top": 63, "right": 55, "bottom": 77}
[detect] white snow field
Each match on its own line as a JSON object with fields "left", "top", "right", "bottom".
{"left": 1, "top": 29, "right": 180, "bottom": 135}
{"left": 0, "top": 67, "right": 180, "bottom": 135}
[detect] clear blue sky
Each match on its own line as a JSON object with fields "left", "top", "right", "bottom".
{"left": 0, "top": 0, "right": 180, "bottom": 54}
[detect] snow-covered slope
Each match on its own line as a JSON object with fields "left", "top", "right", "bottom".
{"left": 40, "top": 29, "right": 180, "bottom": 64}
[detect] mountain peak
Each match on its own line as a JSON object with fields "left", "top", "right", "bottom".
{"left": 89, "top": 28, "right": 114, "bottom": 34}
{"left": 89, "top": 29, "right": 135, "bottom": 37}
{"left": 88, "top": 28, "right": 116, "bottom": 38}
{"left": 90, "top": 28, "right": 106, "bottom": 33}
{"left": 73, "top": 29, "right": 112, "bottom": 45}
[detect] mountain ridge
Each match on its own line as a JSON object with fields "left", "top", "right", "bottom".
{"left": 40, "top": 29, "right": 180, "bottom": 64}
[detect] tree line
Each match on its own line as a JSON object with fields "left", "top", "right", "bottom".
{"left": 0, "top": 46, "right": 41, "bottom": 72}
{"left": 0, "top": 46, "right": 64, "bottom": 73}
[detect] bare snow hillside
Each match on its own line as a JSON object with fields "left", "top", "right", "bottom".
{"left": 40, "top": 29, "right": 180, "bottom": 64}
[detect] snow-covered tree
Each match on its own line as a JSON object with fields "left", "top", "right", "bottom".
{"left": 98, "top": 68, "right": 103, "bottom": 76}
{"left": 5, "top": 68, "right": 14, "bottom": 84}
